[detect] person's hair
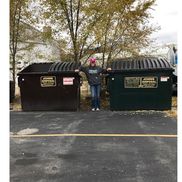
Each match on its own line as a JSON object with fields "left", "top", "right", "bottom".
{"left": 89, "top": 58, "right": 96, "bottom": 64}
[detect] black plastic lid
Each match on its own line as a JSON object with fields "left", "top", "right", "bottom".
{"left": 48, "top": 61, "right": 81, "bottom": 73}
{"left": 108, "top": 57, "right": 173, "bottom": 72}
{"left": 17, "top": 61, "right": 81, "bottom": 75}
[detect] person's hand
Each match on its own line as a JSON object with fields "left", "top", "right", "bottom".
{"left": 75, "top": 69, "right": 80, "bottom": 72}
{"left": 107, "top": 68, "right": 112, "bottom": 71}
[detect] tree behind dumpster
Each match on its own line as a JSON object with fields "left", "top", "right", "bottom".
{"left": 39, "top": 0, "right": 104, "bottom": 63}
{"left": 90, "top": 0, "right": 157, "bottom": 67}
{"left": 10, "top": 0, "right": 22, "bottom": 85}
{"left": 10, "top": 0, "right": 28, "bottom": 84}
{"left": 10, "top": 0, "right": 45, "bottom": 89}
{"left": 37, "top": 0, "right": 157, "bottom": 65}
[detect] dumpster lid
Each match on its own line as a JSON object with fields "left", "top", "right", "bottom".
{"left": 48, "top": 61, "right": 81, "bottom": 73}
{"left": 17, "top": 63, "right": 53, "bottom": 75}
{"left": 17, "top": 62, "right": 81, "bottom": 75}
{"left": 108, "top": 57, "right": 174, "bottom": 72}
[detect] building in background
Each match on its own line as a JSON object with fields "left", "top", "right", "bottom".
{"left": 10, "top": 22, "right": 61, "bottom": 81}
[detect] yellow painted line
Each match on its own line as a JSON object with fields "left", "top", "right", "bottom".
{"left": 10, "top": 133, "right": 177, "bottom": 138}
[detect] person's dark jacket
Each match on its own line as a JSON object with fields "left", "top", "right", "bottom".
{"left": 80, "top": 66, "right": 105, "bottom": 85}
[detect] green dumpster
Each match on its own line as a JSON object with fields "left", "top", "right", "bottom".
{"left": 107, "top": 57, "right": 174, "bottom": 110}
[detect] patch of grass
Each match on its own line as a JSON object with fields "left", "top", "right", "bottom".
{"left": 10, "top": 94, "right": 22, "bottom": 111}
{"left": 172, "top": 96, "right": 177, "bottom": 107}
{"left": 164, "top": 96, "right": 177, "bottom": 118}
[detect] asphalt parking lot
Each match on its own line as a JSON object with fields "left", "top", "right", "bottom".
{"left": 10, "top": 111, "right": 177, "bottom": 182}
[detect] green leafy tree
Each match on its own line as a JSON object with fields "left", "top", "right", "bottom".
{"left": 89, "top": 0, "right": 157, "bottom": 67}
{"left": 38, "top": 0, "right": 107, "bottom": 62}
{"left": 10, "top": 0, "right": 25, "bottom": 83}
{"left": 38, "top": 0, "right": 157, "bottom": 66}
{"left": 18, "top": 0, "right": 157, "bottom": 67}
{"left": 10, "top": 0, "right": 39, "bottom": 83}
{"left": 10, "top": 0, "right": 49, "bottom": 83}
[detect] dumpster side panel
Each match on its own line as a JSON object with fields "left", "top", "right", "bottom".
{"left": 18, "top": 73, "right": 80, "bottom": 111}
{"left": 108, "top": 71, "right": 173, "bottom": 110}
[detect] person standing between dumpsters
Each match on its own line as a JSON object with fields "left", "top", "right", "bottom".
{"left": 75, "top": 58, "right": 111, "bottom": 111}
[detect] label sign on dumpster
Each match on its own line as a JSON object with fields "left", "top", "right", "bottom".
{"left": 124, "top": 77, "right": 140, "bottom": 88}
{"left": 160, "top": 76, "right": 169, "bottom": 82}
{"left": 63, "top": 77, "right": 74, "bottom": 85}
{"left": 40, "top": 76, "right": 56, "bottom": 87}
{"left": 140, "top": 77, "right": 158, "bottom": 88}
{"left": 124, "top": 77, "right": 158, "bottom": 88}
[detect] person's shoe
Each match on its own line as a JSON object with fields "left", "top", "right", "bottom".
{"left": 92, "top": 108, "right": 95, "bottom": 111}
{"left": 96, "top": 108, "right": 100, "bottom": 111}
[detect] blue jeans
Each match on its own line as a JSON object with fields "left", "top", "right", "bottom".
{"left": 90, "top": 85, "right": 101, "bottom": 109}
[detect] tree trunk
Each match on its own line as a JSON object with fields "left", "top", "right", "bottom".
{"left": 74, "top": 51, "right": 79, "bottom": 63}
{"left": 73, "top": 42, "right": 79, "bottom": 63}
{"left": 12, "top": 54, "right": 16, "bottom": 82}
{"left": 12, "top": 53, "right": 16, "bottom": 99}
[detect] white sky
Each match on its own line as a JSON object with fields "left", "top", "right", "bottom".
{"left": 151, "top": 0, "right": 178, "bottom": 44}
